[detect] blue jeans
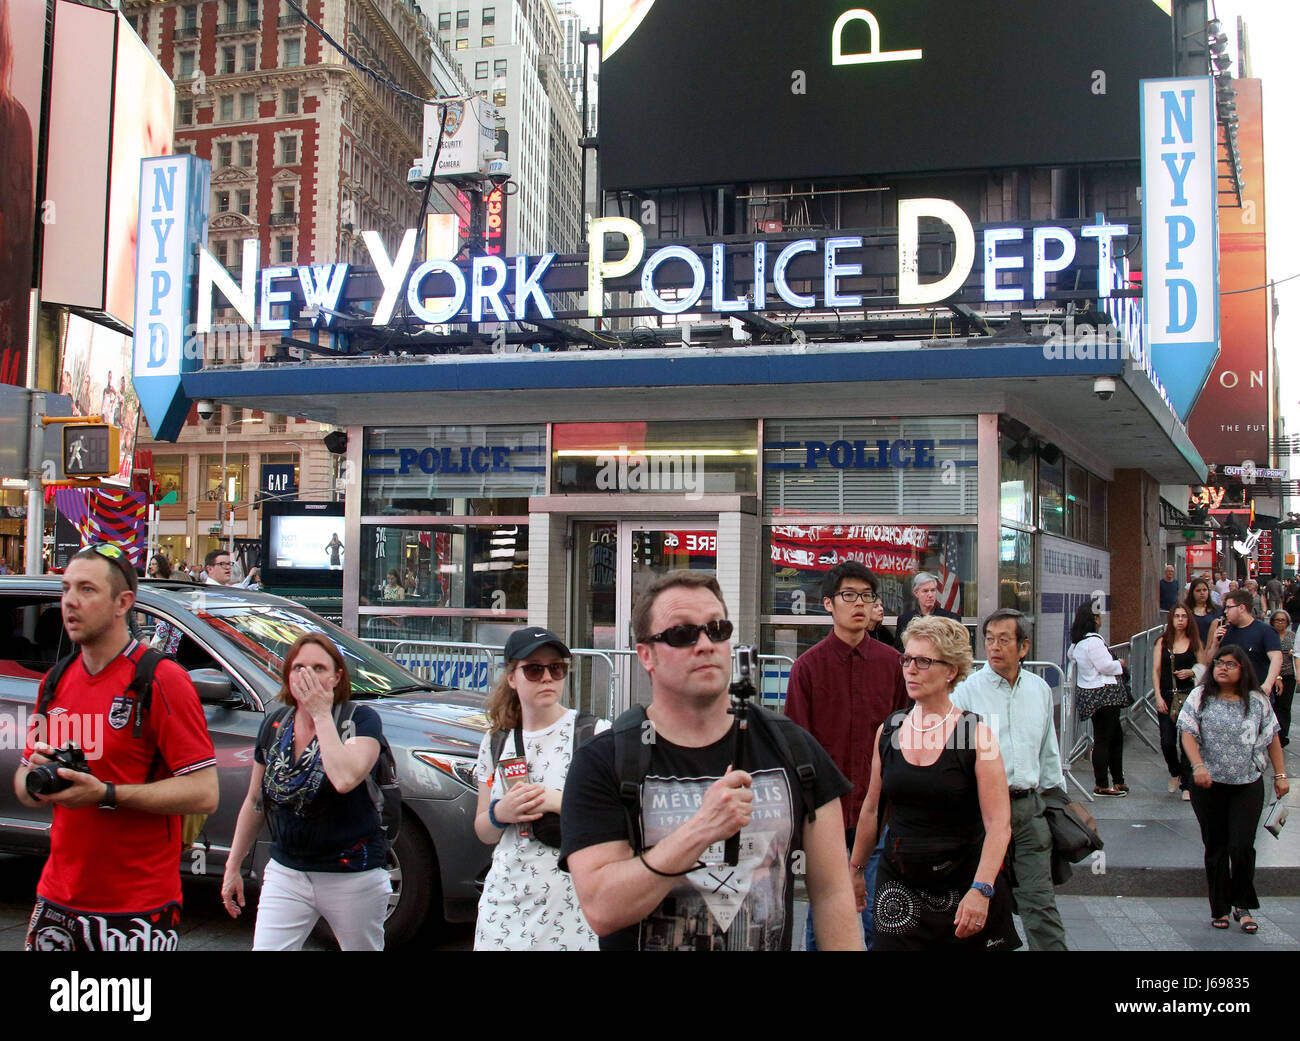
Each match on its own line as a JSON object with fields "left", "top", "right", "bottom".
{"left": 806, "top": 828, "right": 885, "bottom": 951}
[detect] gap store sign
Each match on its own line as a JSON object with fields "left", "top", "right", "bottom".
{"left": 1141, "top": 77, "right": 1219, "bottom": 422}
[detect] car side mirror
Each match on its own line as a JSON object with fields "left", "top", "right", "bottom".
{"left": 189, "top": 668, "right": 238, "bottom": 705}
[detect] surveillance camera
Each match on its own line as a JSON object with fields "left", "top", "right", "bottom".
{"left": 407, "top": 160, "right": 431, "bottom": 192}
{"left": 1093, "top": 377, "right": 1116, "bottom": 402}
{"left": 196, "top": 399, "right": 217, "bottom": 421}
{"left": 484, "top": 152, "right": 511, "bottom": 186}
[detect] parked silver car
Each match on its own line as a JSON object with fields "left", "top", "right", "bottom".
{"left": 0, "top": 576, "right": 492, "bottom": 946}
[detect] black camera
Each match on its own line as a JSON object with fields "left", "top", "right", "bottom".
{"left": 25, "top": 744, "right": 92, "bottom": 797}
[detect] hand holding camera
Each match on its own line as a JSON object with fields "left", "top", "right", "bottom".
{"left": 26, "top": 742, "right": 105, "bottom": 807}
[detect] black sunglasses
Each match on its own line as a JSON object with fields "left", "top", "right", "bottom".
{"left": 645, "top": 619, "right": 734, "bottom": 648}
{"left": 518, "top": 661, "right": 569, "bottom": 682}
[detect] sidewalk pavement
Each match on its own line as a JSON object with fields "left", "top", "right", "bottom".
{"left": 1056, "top": 711, "right": 1300, "bottom": 897}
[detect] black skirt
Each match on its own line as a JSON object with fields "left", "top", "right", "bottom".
{"left": 872, "top": 842, "right": 1021, "bottom": 951}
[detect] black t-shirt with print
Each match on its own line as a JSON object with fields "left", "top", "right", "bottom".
{"left": 1219, "top": 619, "right": 1282, "bottom": 688}
{"left": 254, "top": 704, "right": 386, "bottom": 873}
{"left": 560, "top": 716, "right": 849, "bottom": 951}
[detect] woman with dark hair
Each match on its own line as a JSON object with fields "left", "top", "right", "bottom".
{"left": 1185, "top": 577, "right": 1222, "bottom": 644}
{"left": 1153, "top": 605, "right": 1203, "bottom": 800}
{"left": 472, "top": 627, "right": 608, "bottom": 950}
{"left": 221, "top": 634, "right": 391, "bottom": 949}
{"left": 146, "top": 553, "right": 171, "bottom": 578}
{"left": 864, "top": 593, "right": 898, "bottom": 649}
{"left": 1069, "top": 602, "right": 1129, "bottom": 797}
{"left": 1269, "top": 610, "right": 1294, "bottom": 748}
{"left": 1179, "top": 643, "right": 1287, "bottom": 933}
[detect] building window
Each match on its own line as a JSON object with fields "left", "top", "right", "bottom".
{"left": 282, "top": 87, "right": 299, "bottom": 114}
{"left": 482, "top": 6, "right": 494, "bottom": 25}
{"left": 240, "top": 92, "right": 255, "bottom": 120}
{"left": 177, "top": 99, "right": 193, "bottom": 125}
{"left": 222, "top": 45, "right": 236, "bottom": 74}
{"left": 237, "top": 189, "right": 251, "bottom": 215}
{"left": 481, "top": 35, "right": 493, "bottom": 46}
{"left": 215, "top": 189, "right": 230, "bottom": 212}
{"left": 455, "top": 9, "right": 469, "bottom": 28}
{"left": 494, "top": 58, "right": 507, "bottom": 76}
{"left": 277, "top": 236, "right": 293, "bottom": 263}
{"left": 216, "top": 141, "right": 233, "bottom": 168}
{"left": 242, "top": 42, "right": 257, "bottom": 70}
{"left": 201, "top": 454, "right": 248, "bottom": 505}
{"left": 437, "top": 12, "right": 449, "bottom": 30}
{"left": 238, "top": 138, "right": 253, "bottom": 166}
{"left": 246, "top": 0, "right": 259, "bottom": 22}
{"left": 456, "top": 38, "right": 468, "bottom": 49}
{"left": 182, "top": 4, "right": 198, "bottom": 29}
{"left": 174, "top": 141, "right": 193, "bottom": 155}
{"left": 178, "top": 50, "right": 196, "bottom": 78}
{"left": 280, "top": 134, "right": 298, "bottom": 164}
{"left": 284, "top": 37, "right": 301, "bottom": 66}
{"left": 219, "top": 95, "right": 234, "bottom": 121}
{"left": 474, "top": 60, "right": 487, "bottom": 79}
{"left": 277, "top": 186, "right": 295, "bottom": 214}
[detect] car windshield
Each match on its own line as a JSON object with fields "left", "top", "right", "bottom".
{"left": 196, "top": 604, "right": 426, "bottom": 697}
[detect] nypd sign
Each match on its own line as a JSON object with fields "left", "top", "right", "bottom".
{"left": 1140, "top": 77, "right": 1219, "bottom": 421}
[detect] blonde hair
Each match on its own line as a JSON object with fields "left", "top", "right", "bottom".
{"left": 901, "top": 616, "right": 973, "bottom": 686}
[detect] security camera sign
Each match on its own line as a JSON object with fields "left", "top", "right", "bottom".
{"left": 426, "top": 96, "right": 497, "bottom": 181}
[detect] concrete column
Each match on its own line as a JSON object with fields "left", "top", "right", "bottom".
{"left": 976, "top": 414, "right": 1000, "bottom": 622}
{"left": 528, "top": 510, "right": 569, "bottom": 639}
{"left": 717, "top": 511, "right": 759, "bottom": 645}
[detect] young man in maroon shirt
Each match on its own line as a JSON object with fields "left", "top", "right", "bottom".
{"left": 784, "top": 561, "right": 907, "bottom": 950}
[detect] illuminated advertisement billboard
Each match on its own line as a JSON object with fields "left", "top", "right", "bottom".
{"left": 598, "top": 0, "right": 1173, "bottom": 190}
{"left": 0, "top": 0, "right": 47, "bottom": 386}
{"left": 1186, "top": 79, "right": 1269, "bottom": 466}
{"left": 39, "top": 3, "right": 174, "bottom": 328}
{"left": 59, "top": 313, "right": 141, "bottom": 485}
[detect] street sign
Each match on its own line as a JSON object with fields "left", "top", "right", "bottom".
{"left": 62, "top": 424, "right": 119, "bottom": 478}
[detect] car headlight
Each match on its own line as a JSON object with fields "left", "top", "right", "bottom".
{"left": 411, "top": 751, "right": 478, "bottom": 791}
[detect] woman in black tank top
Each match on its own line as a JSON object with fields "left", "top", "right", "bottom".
{"left": 1153, "top": 605, "right": 1204, "bottom": 798}
{"left": 849, "top": 617, "right": 1020, "bottom": 950}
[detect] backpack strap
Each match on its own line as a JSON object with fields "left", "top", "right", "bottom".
{"left": 36, "top": 651, "right": 81, "bottom": 719}
{"left": 572, "top": 711, "right": 599, "bottom": 755}
{"left": 260, "top": 704, "right": 295, "bottom": 759}
{"left": 127, "top": 647, "right": 167, "bottom": 739}
{"left": 751, "top": 707, "right": 819, "bottom": 825}
{"left": 611, "top": 705, "right": 652, "bottom": 853}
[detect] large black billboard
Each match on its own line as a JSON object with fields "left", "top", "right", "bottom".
{"left": 599, "top": 0, "right": 1174, "bottom": 191}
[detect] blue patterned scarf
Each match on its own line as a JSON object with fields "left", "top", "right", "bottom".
{"left": 262, "top": 713, "right": 327, "bottom": 814}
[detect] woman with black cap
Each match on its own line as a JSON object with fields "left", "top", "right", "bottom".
{"left": 472, "top": 626, "right": 609, "bottom": 949}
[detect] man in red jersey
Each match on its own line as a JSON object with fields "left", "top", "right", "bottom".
{"left": 14, "top": 545, "right": 218, "bottom": 951}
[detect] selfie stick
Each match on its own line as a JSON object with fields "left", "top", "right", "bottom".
{"left": 725, "top": 647, "right": 758, "bottom": 867}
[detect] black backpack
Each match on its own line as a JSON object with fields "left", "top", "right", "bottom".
{"left": 489, "top": 711, "right": 599, "bottom": 848}
{"left": 38, "top": 645, "right": 210, "bottom": 851}
{"left": 609, "top": 703, "right": 820, "bottom": 854}
{"left": 260, "top": 702, "right": 402, "bottom": 844}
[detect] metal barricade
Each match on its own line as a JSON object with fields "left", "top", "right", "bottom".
{"left": 567, "top": 647, "right": 638, "bottom": 721}
{"left": 388, "top": 641, "right": 500, "bottom": 691}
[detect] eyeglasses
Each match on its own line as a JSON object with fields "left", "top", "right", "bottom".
{"left": 983, "top": 635, "right": 1021, "bottom": 648}
{"left": 645, "top": 619, "right": 734, "bottom": 648}
{"left": 518, "top": 661, "right": 569, "bottom": 682}
{"left": 831, "top": 590, "right": 877, "bottom": 604}
{"left": 211, "top": 560, "right": 233, "bottom": 568}
{"left": 1212, "top": 659, "right": 1241, "bottom": 670}
{"left": 900, "top": 654, "right": 950, "bottom": 671}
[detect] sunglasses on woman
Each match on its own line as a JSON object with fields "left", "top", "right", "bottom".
{"left": 518, "top": 661, "right": 570, "bottom": 681}
{"left": 644, "top": 619, "right": 734, "bottom": 648}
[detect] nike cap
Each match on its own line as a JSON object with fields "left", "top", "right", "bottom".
{"left": 503, "top": 626, "right": 570, "bottom": 661}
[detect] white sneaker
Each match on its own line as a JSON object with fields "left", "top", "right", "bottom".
{"left": 1182, "top": 790, "right": 1191, "bottom": 801}
{"left": 1168, "top": 777, "right": 1180, "bottom": 794}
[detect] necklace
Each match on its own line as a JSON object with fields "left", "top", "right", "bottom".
{"left": 909, "top": 704, "right": 956, "bottom": 732}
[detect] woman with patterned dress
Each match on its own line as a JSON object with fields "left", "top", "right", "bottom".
{"left": 1179, "top": 644, "right": 1289, "bottom": 933}
{"left": 473, "top": 627, "right": 608, "bottom": 950}
{"left": 1270, "top": 610, "right": 1294, "bottom": 747}
{"left": 850, "top": 616, "right": 1019, "bottom": 950}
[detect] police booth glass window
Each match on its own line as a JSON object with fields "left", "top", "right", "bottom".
{"left": 359, "top": 425, "right": 544, "bottom": 644}
{"left": 762, "top": 417, "right": 978, "bottom": 660}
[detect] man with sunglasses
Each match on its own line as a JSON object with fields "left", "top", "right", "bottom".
{"left": 14, "top": 545, "right": 218, "bottom": 951}
{"left": 783, "top": 561, "right": 907, "bottom": 950}
{"left": 951, "top": 608, "right": 1068, "bottom": 950}
{"left": 561, "top": 571, "right": 860, "bottom": 950}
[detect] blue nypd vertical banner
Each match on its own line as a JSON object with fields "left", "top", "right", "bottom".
{"left": 1140, "top": 76, "right": 1220, "bottom": 422}
{"left": 131, "top": 154, "right": 211, "bottom": 442}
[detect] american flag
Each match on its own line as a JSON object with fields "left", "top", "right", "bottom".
{"left": 936, "top": 537, "right": 962, "bottom": 612}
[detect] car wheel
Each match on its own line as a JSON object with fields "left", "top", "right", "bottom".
{"left": 383, "top": 811, "right": 438, "bottom": 948}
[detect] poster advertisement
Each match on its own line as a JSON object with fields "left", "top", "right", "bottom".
{"left": 59, "top": 314, "right": 140, "bottom": 485}
{"left": 1038, "top": 534, "right": 1111, "bottom": 689}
